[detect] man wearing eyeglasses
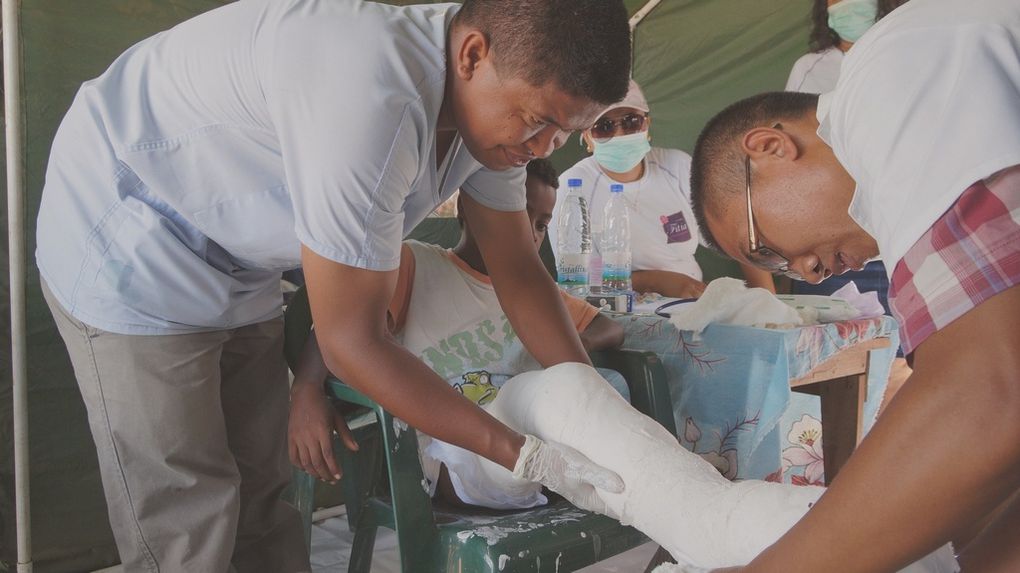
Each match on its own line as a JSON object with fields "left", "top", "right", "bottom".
{"left": 551, "top": 80, "right": 775, "bottom": 301}
{"left": 686, "top": 0, "right": 1020, "bottom": 571}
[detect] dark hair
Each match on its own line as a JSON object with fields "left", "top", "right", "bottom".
{"left": 454, "top": 0, "right": 631, "bottom": 105}
{"left": 689, "top": 92, "right": 819, "bottom": 252}
{"left": 525, "top": 158, "right": 559, "bottom": 190}
{"left": 809, "top": 0, "right": 910, "bottom": 52}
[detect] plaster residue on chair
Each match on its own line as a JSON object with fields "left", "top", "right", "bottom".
{"left": 392, "top": 417, "right": 408, "bottom": 437}
{"left": 454, "top": 508, "right": 588, "bottom": 545}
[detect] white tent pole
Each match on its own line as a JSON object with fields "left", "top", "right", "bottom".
{"left": 629, "top": 0, "right": 663, "bottom": 30}
{"left": 3, "top": 0, "right": 33, "bottom": 570}
{"left": 629, "top": 0, "right": 663, "bottom": 79}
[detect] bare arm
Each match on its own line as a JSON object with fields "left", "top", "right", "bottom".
{"left": 460, "top": 193, "right": 591, "bottom": 367}
{"left": 632, "top": 269, "right": 707, "bottom": 299}
{"left": 292, "top": 330, "right": 330, "bottom": 391}
{"left": 579, "top": 314, "right": 625, "bottom": 352}
{"left": 737, "top": 285, "right": 1020, "bottom": 572}
{"left": 739, "top": 263, "right": 776, "bottom": 293}
{"left": 288, "top": 330, "right": 359, "bottom": 482}
{"left": 302, "top": 245, "right": 525, "bottom": 470}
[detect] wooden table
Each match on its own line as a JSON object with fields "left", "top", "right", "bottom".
{"left": 789, "top": 338, "right": 891, "bottom": 485}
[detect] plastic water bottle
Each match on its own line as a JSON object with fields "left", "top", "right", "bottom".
{"left": 601, "top": 183, "right": 632, "bottom": 293}
{"left": 556, "top": 178, "right": 591, "bottom": 296}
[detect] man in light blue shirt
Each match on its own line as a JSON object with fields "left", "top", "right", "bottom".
{"left": 38, "top": 0, "right": 633, "bottom": 569}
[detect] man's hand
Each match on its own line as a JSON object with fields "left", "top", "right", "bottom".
{"left": 512, "top": 434, "right": 624, "bottom": 516}
{"left": 288, "top": 383, "right": 359, "bottom": 483}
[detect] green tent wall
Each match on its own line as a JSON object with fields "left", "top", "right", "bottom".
{"left": 0, "top": 1, "right": 809, "bottom": 570}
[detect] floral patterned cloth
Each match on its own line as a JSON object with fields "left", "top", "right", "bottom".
{"left": 612, "top": 314, "right": 899, "bottom": 483}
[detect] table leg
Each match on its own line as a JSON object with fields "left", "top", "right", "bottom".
{"left": 818, "top": 373, "right": 867, "bottom": 485}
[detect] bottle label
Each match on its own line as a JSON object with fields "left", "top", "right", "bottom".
{"left": 557, "top": 253, "right": 590, "bottom": 288}
{"left": 602, "top": 252, "right": 631, "bottom": 286}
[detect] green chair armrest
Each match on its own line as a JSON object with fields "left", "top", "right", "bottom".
{"left": 324, "top": 377, "right": 441, "bottom": 565}
{"left": 326, "top": 378, "right": 382, "bottom": 410}
{"left": 589, "top": 349, "right": 677, "bottom": 437}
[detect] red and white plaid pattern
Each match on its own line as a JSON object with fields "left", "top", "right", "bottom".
{"left": 889, "top": 164, "right": 1020, "bottom": 356}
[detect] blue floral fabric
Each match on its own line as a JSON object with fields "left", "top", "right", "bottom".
{"left": 613, "top": 314, "right": 899, "bottom": 482}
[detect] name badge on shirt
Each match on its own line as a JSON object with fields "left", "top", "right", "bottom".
{"left": 661, "top": 211, "right": 691, "bottom": 243}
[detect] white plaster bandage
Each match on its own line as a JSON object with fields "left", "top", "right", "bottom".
{"left": 483, "top": 362, "right": 823, "bottom": 569}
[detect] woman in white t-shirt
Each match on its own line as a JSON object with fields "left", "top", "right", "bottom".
{"left": 552, "top": 80, "right": 774, "bottom": 299}
{"left": 786, "top": 0, "right": 908, "bottom": 93}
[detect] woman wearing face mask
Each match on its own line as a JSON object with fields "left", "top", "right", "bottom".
{"left": 786, "top": 0, "right": 909, "bottom": 94}
{"left": 550, "top": 80, "right": 775, "bottom": 300}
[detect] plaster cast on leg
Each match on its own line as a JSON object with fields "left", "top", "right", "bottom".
{"left": 482, "top": 362, "right": 823, "bottom": 569}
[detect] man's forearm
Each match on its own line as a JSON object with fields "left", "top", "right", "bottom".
{"left": 745, "top": 287, "right": 1020, "bottom": 573}
{"left": 460, "top": 194, "right": 589, "bottom": 367}
{"left": 490, "top": 262, "right": 591, "bottom": 367}
{"left": 320, "top": 332, "right": 526, "bottom": 470}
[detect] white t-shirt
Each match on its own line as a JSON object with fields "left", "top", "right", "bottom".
{"left": 392, "top": 241, "right": 599, "bottom": 509}
{"left": 817, "top": 0, "right": 1020, "bottom": 271}
{"left": 551, "top": 148, "right": 703, "bottom": 281}
{"left": 36, "top": 0, "right": 525, "bottom": 334}
{"left": 785, "top": 47, "right": 844, "bottom": 94}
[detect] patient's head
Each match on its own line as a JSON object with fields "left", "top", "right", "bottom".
{"left": 456, "top": 158, "right": 558, "bottom": 252}
{"left": 690, "top": 92, "right": 878, "bottom": 285}
{"left": 523, "top": 158, "right": 558, "bottom": 247}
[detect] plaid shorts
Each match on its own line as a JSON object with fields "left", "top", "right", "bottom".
{"left": 889, "top": 164, "right": 1020, "bottom": 356}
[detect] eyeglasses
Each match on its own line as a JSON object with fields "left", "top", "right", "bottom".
{"left": 589, "top": 113, "right": 649, "bottom": 142}
{"left": 745, "top": 155, "right": 804, "bottom": 280}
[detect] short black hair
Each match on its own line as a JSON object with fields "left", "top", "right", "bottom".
{"left": 525, "top": 158, "right": 559, "bottom": 190}
{"left": 690, "top": 92, "right": 819, "bottom": 252}
{"left": 454, "top": 0, "right": 631, "bottom": 106}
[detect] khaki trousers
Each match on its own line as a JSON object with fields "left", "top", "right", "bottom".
{"left": 44, "top": 283, "right": 309, "bottom": 572}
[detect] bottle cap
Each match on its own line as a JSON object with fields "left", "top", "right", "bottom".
{"left": 568, "top": 178, "right": 583, "bottom": 187}
{"left": 610, "top": 184, "right": 624, "bottom": 193}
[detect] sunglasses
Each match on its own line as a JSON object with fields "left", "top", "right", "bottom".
{"left": 745, "top": 155, "right": 804, "bottom": 280}
{"left": 589, "top": 113, "right": 649, "bottom": 142}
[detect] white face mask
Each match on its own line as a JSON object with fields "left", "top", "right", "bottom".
{"left": 592, "top": 132, "right": 651, "bottom": 173}
{"left": 827, "top": 0, "right": 878, "bottom": 43}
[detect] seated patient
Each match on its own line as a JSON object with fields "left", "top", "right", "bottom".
{"left": 289, "top": 158, "right": 624, "bottom": 508}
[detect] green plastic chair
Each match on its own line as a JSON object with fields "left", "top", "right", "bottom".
{"left": 282, "top": 285, "right": 677, "bottom": 572}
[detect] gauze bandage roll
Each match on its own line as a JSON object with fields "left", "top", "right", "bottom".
{"left": 483, "top": 362, "right": 823, "bottom": 568}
